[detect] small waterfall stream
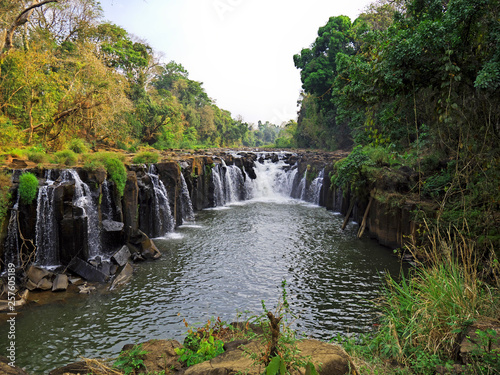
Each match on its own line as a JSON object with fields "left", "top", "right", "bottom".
{"left": 180, "top": 173, "right": 195, "bottom": 222}
{"left": 147, "top": 165, "right": 174, "bottom": 237}
{"left": 4, "top": 195, "right": 20, "bottom": 267}
{"left": 35, "top": 172, "right": 58, "bottom": 267}
{"left": 61, "top": 170, "right": 102, "bottom": 259}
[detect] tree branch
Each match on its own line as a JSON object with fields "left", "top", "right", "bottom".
{"left": 1, "top": 0, "right": 59, "bottom": 58}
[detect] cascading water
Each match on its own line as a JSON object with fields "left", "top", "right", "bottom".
{"left": 179, "top": 173, "right": 195, "bottom": 222}
{"left": 4, "top": 195, "right": 20, "bottom": 268}
{"left": 210, "top": 160, "right": 247, "bottom": 207}
{"left": 35, "top": 173, "right": 59, "bottom": 267}
{"left": 211, "top": 163, "right": 225, "bottom": 207}
{"left": 101, "top": 179, "right": 114, "bottom": 221}
{"left": 147, "top": 165, "right": 174, "bottom": 237}
{"left": 61, "top": 170, "right": 102, "bottom": 259}
{"left": 308, "top": 168, "right": 324, "bottom": 205}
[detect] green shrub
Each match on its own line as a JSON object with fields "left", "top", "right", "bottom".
{"left": 113, "top": 344, "right": 148, "bottom": 375}
{"left": 18, "top": 172, "right": 38, "bottom": 205}
{"left": 54, "top": 150, "right": 78, "bottom": 166}
{"left": 83, "top": 152, "right": 127, "bottom": 196}
{"left": 67, "top": 138, "right": 89, "bottom": 154}
{"left": 27, "top": 151, "right": 48, "bottom": 164}
{"left": 132, "top": 151, "right": 159, "bottom": 164}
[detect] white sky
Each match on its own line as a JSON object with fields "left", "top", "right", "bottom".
{"left": 99, "top": 0, "right": 373, "bottom": 126}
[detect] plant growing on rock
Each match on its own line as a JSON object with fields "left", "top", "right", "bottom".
{"left": 0, "top": 171, "right": 12, "bottom": 227}
{"left": 18, "top": 172, "right": 38, "bottom": 205}
{"left": 113, "top": 344, "right": 149, "bottom": 375}
{"left": 247, "top": 280, "right": 319, "bottom": 375}
{"left": 83, "top": 152, "right": 127, "bottom": 196}
{"left": 132, "top": 151, "right": 160, "bottom": 165}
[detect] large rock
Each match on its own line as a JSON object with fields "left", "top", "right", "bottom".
{"left": 52, "top": 274, "right": 69, "bottom": 292}
{"left": 110, "top": 263, "right": 134, "bottom": 289}
{"left": 0, "top": 355, "right": 30, "bottom": 375}
{"left": 68, "top": 257, "right": 109, "bottom": 283}
{"left": 111, "top": 245, "right": 132, "bottom": 267}
{"left": 141, "top": 236, "right": 161, "bottom": 260}
{"left": 26, "top": 265, "right": 51, "bottom": 284}
{"left": 459, "top": 317, "right": 500, "bottom": 364}
{"left": 121, "top": 339, "right": 183, "bottom": 374}
{"left": 36, "top": 278, "right": 53, "bottom": 291}
{"left": 184, "top": 339, "right": 350, "bottom": 375}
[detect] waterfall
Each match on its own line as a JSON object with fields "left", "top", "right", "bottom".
{"left": 211, "top": 164, "right": 225, "bottom": 207}
{"left": 180, "top": 173, "right": 195, "bottom": 222}
{"left": 309, "top": 169, "right": 325, "bottom": 205}
{"left": 247, "top": 155, "right": 297, "bottom": 200}
{"left": 4, "top": 195, "right": 20, "bottom": 268}
{"left": 35, "top": 173, "right": 59, "bottom": 267}
{"left": 147, "top": 165, "right": 174, "bottom": 237}
{"left": 62, "top": 170, "right": 102, "bottom": 259}
{"left": 102, "top": 179, "right": 114, "bottom": 221}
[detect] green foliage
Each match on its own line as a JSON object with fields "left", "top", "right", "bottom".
{"left": 113, "top": 344, "right": 148, "bottom": 375}
{"left": 246, "top": 280, "right": 319, "bottom": 374}
{"left": 331, "top": 145, "right": 374, "bottom": 198}
{"left": 67, "top": 139, "right": 89, "bottom": 154}
{"left": 54, "top": 150, "right": 78, "bottom": 166}
{"left": 83, "top": 152, "right": 127, "bottom": 196}
{"left": 174, "top": 318, "right": 226, "bottom": 367}
{"left": 27, "top": 150, "right": 49, "bottom": 164}
{"left": 132, "top": 151, "right": 160, "bottom": 164}
{"left": 18, "top": 172, "right": 38, "bottom": 205}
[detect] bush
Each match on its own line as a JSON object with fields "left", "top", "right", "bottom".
{"left": 27, "top": 151, "right": 48, "bottom": 164}
{"left": 132, "top": 151, "right": 159, "bottom": 164}
{"left": 54, "top": 150, "right": 78, "bottom": 166}
{"left": 83, "top": 152, "right": 127, "bottom": 196}
{"left": 0, "top": 172, "right": 12, "bottom": 227}
{"left": 18, "top": 172, "right": 38, "bottom": 205}
{"left": 67, "top": 138, "right": 89, "bottom": 154}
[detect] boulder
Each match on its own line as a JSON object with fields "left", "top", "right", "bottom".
{"left": 184, "top": 339, "right": 350, "bottom": 375}
{"left": 36, "top": 278, "right": 53, "bottom": 291}
{"left": 112, "top": 245, "right": 132, "bottom": 267}
{"left": 110, "top": 263, "right": 134, "bottom": 289}
{"left": 26, "top": 265, "right": 51, "bottom": 285}
{"left": 52, "top": 274, "right": 69, "bottom": 292}
{"left": 0, "top": 355, "right": 30, "bottom": 375}
{"left": 68, "top": 257, "right": 109, "bottom": 283}
{"left": 459, "top": 317, "right": 500, "bottom": 364}
{"left": 141, "top": 236, "right": 161, "bottom": 260}
{"left": 121, "top": 339, "right": 183, "bottom": 374}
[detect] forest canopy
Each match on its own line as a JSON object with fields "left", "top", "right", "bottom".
{"left": 0, "top": 0, "right": 284, "bottom": 151}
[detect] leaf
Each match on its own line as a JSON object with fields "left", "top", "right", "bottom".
{"left": 266, "top": 356, "right": 282, "bottom": 375}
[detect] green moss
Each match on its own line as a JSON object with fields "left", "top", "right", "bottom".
{"left": 18, "top": 172, "right": 38, "bottom": 205}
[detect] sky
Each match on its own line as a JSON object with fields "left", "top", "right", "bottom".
{"left": 99, "top": 0, "right": 374, "bottom": 126}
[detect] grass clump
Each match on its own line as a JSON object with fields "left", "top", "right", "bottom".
{"left": 335, "top": 223, "right": 500, "bottom": 374}
{"left": 83, "top": 152, "right": 127, "bottom": 196}
{"left": 18, "top": 172, "right": 38, "bottom": 205}
{"left": 27, "top": 150, "right": 49, "bottom": 164}
{"left": 113, "top": 344, "right": 148, "bottom": 375}
{"left": 53, "top": 149, "right": 78, "bottom": 166}
{"left": 67, "top": 138, "right": 90, "bottom": 154}
{"left": 132, "top": 151, "right": 159, "bottom": 165}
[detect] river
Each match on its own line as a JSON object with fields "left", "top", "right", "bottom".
{"left": 0, "top": 196, "right": 405, "bottom": 374}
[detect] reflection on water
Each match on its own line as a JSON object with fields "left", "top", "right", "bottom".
{"left": 0, "top": 200, "right": 405, "bottom": 374}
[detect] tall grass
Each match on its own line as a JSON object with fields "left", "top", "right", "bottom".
{"left": 337, "top": 222, "right": 500, "bottom": 374}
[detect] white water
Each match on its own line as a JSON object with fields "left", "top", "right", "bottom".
{"left": 180, "top": 173, "right": 195, "bottom": 223}
{"left": 35, "top": 173, "right": 58, "bottom": 266}
{"left": 147, "top": 165, "right": 175, "bottom": 237}
{"left": 4, "top": 195, "right": 20, "bottom": 268}
{"left": 61, "top": 170, "right": 102, "bottom": 259}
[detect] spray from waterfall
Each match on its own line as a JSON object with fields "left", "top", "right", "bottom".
{"left": 35, "top": 172, "right": 58, "bottom": 266}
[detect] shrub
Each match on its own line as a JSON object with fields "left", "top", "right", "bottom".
{"left": 27, "top": 151, "right": 48, "bottom": 164}
{"left": 0, "top": 172, "right": 12, "bottom": 227}
{"left": 83, "top": 152, "right": 127, "bottom": 196}
{"left": 132, "top": 151, "right": 159, "bottom": 164}
{"left": 54, "top": 150, "right": 78, "bottom": 166}
{"left": 67, "top": 138, "right": 89, "bottom": 154}
{"left": 18, "top": 172, "right": 38, "bottom": 205}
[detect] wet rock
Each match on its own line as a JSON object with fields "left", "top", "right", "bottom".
{"left": 26, "top": 265, "right": 51, "bottom": 285}
{"left": 121, "top": 339, "right": 183, "bottom": 374}
{"left": 112, "top": 245, "right": 132, "bottom": 267}
{"left": 25, "top": 279, "right": 38, "bottom": 291}
{"left": 110, "top": 263, "right": 134, "bottom": 289}
{"left": 68, "top": 277, "right": 82, "bottom": 285}
{"left": 68, "top": 257, "right": 109, "bottom": 283}
{"left": 102, "top": 219, "right": 124, "bottom": 249}
{"left": 37, "top": 278, "right": 53, "bottom": 290}
{"left": 0, "top": 355, "right": 30, "bottom": 375}
{"left": 78, "top": 283, "right": 96, "bottom": 294}
{"left": 52, "top": 274, "right": 69, "bottom": 292}
{"left": 141, "top": 236, "right": 161, "bottom": 260}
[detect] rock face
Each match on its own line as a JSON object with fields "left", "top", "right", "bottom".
{"left": 0, "top": 355, "right": 30, "bottom": 375}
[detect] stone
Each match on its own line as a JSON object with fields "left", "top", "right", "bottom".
{"left": 68, "top": 277, "right": 82, "bottom": 285}
{"left": 459, "top": 317, "right": 500, "bottom": 364}
{"left": 0, "top": 355, "right": 30, "bottom": 375}
{"left": 112, "top": 245, "right": 132, "bottom": 267}
{"left": 26, "top": 265, "right": 51, "bottom": 285}
{"left": 110, "top": 263, "right": 134, "bottom": 289}
{"left": 141, "top": 236, "right": 162, "bottom": 260}
{"left": 78, "top": 283, "right": 96, "bottom": 294}
{"left": 68, "top": 257, "right": 109, "bottom": 283}
{"left": 25, "top": 279, "right": 38, "bottom": 291}
{"left": 48, "top": 361, "right": 90, "bottom": 375}
{"left": 52, "top": 274, "right": 69, "bottom": 292}
{"left": 120, "top": 339, "right": 183, "bottom": 374}
{"left": 37, "top": 278, "right": 53, "bottom": 290}
{"left": 102, "top": 219, "right": 125, "bottom": 232}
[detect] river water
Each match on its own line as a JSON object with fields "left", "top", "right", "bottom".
{"left": 0, "top": 196, "right": 405, "bottom": 374}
